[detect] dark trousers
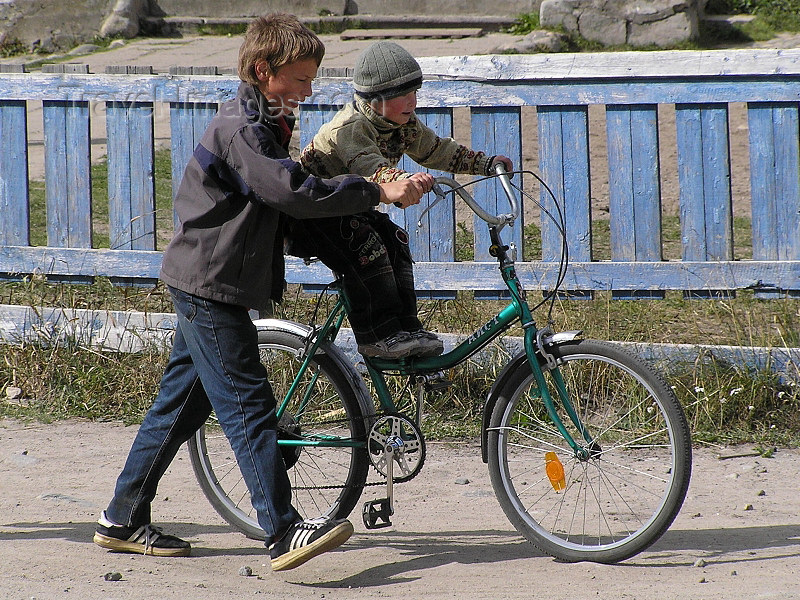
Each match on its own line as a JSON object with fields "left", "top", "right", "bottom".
{"left": 287, "top": 210, "right": 422, "bottom": 343}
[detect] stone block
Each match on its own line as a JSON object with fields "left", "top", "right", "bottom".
{"left": 540, "top": 0, "right": 701, "bottom": 47}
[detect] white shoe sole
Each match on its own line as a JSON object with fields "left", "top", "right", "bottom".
{"left": 93, "top": 532, "right": 191, "bottom": 557}
{"left": 270, "top": 521, "right": 354, "bottom": 572}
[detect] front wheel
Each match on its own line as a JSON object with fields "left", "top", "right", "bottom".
{"left": 188, "top": 326, "right": 371, "bottom": 540}
{"left": 487, "top": 339, "right": 691, "bottom": 563}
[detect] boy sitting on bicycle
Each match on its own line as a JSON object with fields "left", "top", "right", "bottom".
{"left": 290, "top": 41, "right": 513, "bottom": 360}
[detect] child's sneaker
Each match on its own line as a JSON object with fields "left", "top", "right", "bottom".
{"left": 409, "top": 329, "right": 444, "bottom": 357}
{"left": 93, "top": 511, "right": 191, "bottom": 557}
{"left": 357, "top": 331, "right": 418, "bottom": 359}
{"left": 269, "top": 517, "right": 353, "bottom": 571}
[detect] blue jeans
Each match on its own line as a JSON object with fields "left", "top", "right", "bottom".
{"left": 105, "top": 286, "right": 300, "bottom": 544}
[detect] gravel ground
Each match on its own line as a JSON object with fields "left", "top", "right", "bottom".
{"left": 1, "top": 419, "right": 799, "bottom": 600}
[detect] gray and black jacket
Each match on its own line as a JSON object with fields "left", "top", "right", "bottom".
{"left": 161, "top": 82, "right": 380, "bottom": 310}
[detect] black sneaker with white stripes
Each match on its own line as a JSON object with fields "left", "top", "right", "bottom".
{"left": 269, "top": 517, "right": 353, "bottom": 571}
{"left": 93, "top": 511, "right": 191, "bottom": 557}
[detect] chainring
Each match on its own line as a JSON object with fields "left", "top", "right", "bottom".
{"left": 367, "top": 414, "right": 426, "bottom": 483}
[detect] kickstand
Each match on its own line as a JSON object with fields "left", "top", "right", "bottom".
{"left": 362, "top": 437, "right": 398, "bottom": 529}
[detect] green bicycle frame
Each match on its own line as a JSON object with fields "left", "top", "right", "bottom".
{"left": 273, "top": 226, "right": 593, "bottom": 458}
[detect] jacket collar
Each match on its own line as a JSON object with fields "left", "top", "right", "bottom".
{"left": 238, "top": 82, "right": 296, "bottom": 145}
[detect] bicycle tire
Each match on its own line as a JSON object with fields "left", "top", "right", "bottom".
{"left": 188, "top": 327, "right": 370, "bottom": 540}
{"left": 487, "top": 339, "right": 691, "bottom": 563}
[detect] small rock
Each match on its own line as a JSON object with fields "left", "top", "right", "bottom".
{"left": 109, "top": 39, "right": 126, "bottom": 49}
{"left": 693, "top": 558, "right": 707, "bottom": 567}
{"left": 238, "top": 566, "right": 253, "bottom": 577}
{"left": 731, "top": 570, "right": 738, "bottom": 576}
{"left": 103, "top": 572, "right": 122, "bottom": 581}
{"left": 454, "top": 477, "right": 470, "bottom": 485}
{"left": 743, "top": 503, "right": 754, "bottom": 511}
{"left": 690, "top": 512, "right": 702, "bottom": 518}
{"left": 12, "top": 451, "right": 38, "bottom": 467}
{"left": 5, "top": 386, "right": 22, "bottom": 400}
{"left": 699, "top": 577, "right": 707, "bottom": 583}
{"left": 757, "top": 490, "right": 766, "bottom": 496}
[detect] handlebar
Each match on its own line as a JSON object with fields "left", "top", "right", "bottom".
{"left": 429, "top": 163, "right": 520, "bottom": 228}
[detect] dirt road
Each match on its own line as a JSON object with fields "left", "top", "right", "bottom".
{"left": 1, "top": 419, "right": 799, "bottom": 600}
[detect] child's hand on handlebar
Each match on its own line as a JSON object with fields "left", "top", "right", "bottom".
{"left": 408, "top": 172, "right": 435, "bottom": 194}
{"left": 491, "top": 156, "right": 514, "bottom": 175}
{"left": 378, "top": 179, "right": 424, "bottom": 209}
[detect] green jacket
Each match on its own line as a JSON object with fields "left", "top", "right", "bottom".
{"left": 300, "top": 96, "right": 495, "bottom": 182}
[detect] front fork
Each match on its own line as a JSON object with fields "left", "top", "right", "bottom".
{"left": 500, "top": 249, "right": 596, "bottom": 460}
{"left": 522, "top": 325, "right": 597, "bottom": 460}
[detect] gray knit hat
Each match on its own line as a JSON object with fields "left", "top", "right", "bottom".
{"left": 353, "top": 41, "right": 423, "bottom": 99}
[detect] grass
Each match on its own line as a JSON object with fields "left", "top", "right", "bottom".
{"left": 0, "top": 38, "right": 27, "bottom": 58}
{"left": 3, "top": 272, "right": 799, "bottom": 444}
{"left": 27, "top": 149, "right": 175, "bottom": 249}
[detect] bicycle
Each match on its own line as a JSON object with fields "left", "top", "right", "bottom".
{"left": 187, "top": 165, "right": 692, "bottom": 564}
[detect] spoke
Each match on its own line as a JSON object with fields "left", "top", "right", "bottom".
{"left": 493, "top": 424, "right": 568, "bottom": 453}
{"left": 592, "top": 455, "right": 671, "bottom": 490}
{"left": 600, "top": 427, "right": 672, "bottom": 455}
{"left": 594, "top": 462, "right": 647, "bottom": 534}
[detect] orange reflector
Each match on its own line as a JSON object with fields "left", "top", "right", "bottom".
{"left": 545, "top": 451, "right": 566, "bottom": 491}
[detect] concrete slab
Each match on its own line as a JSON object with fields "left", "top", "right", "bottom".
{"left": 339, "top": 28, "right": 486, "bottom": 40}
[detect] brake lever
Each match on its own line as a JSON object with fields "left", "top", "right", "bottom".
{"left": 416, "top": 184, "right": 449, "bottom": 228}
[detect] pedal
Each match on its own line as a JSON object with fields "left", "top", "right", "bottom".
{"left": 424, "top": 377, "right": 452, "bottom": 392}
{"left": 362, "top": 498, "right": 393, "bottom": 529}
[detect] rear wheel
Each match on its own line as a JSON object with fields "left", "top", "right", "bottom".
{"left": 188, "top": 328, "right": 370, "bottom": 539}
{"left": 487, "top": 340, "right": 691, "bottom": 563}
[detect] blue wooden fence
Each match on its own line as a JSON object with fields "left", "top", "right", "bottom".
{"left": 1, "top": 49, "right": 800, "bottom": 301}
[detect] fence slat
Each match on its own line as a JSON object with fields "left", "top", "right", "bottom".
{"left": 104, "top": 66, "right": 156, "bottom": 255}
{"left": 538, "top": 105, "right": 592, "bottom": 296}
{"left": 607, "top": 104, "right": 664, "bottom": 300}
{"left": 106, "top": 100, "right": 156, "bottom": 251}
{"left": 747, "top": 101, "right": 800, "bottom": 298}
{"left": 0, "top": 99, "right": 29, "bottom": 247}
{"left": 168, "top": 67, "right": 220, "bottom": 229}
{"left": 42, "top": 99, "right": 92, "bottom": 251}
{"left": 470, "top": 107, "right": 524, "bottom": 258}
{"left": 771, "top": 104, "right": 800, "bottom": 261}
{"left": 470, "top": 106, "right": 523, "bottom": 300}
{"left": 397, "top": 107, "right": 457, "bottom": 299}
{"left": 394, "top": 108, "right": 454, "bottom": 261}
{"left": 748, "top": 102, "right": 777, "bottom": 263}
{"left": 676, "top": 103, "right": 733, "bottom": 262}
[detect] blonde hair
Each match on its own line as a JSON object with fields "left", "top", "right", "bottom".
{"left": 238, "top": 13, "right": 325, "bottom": 85}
